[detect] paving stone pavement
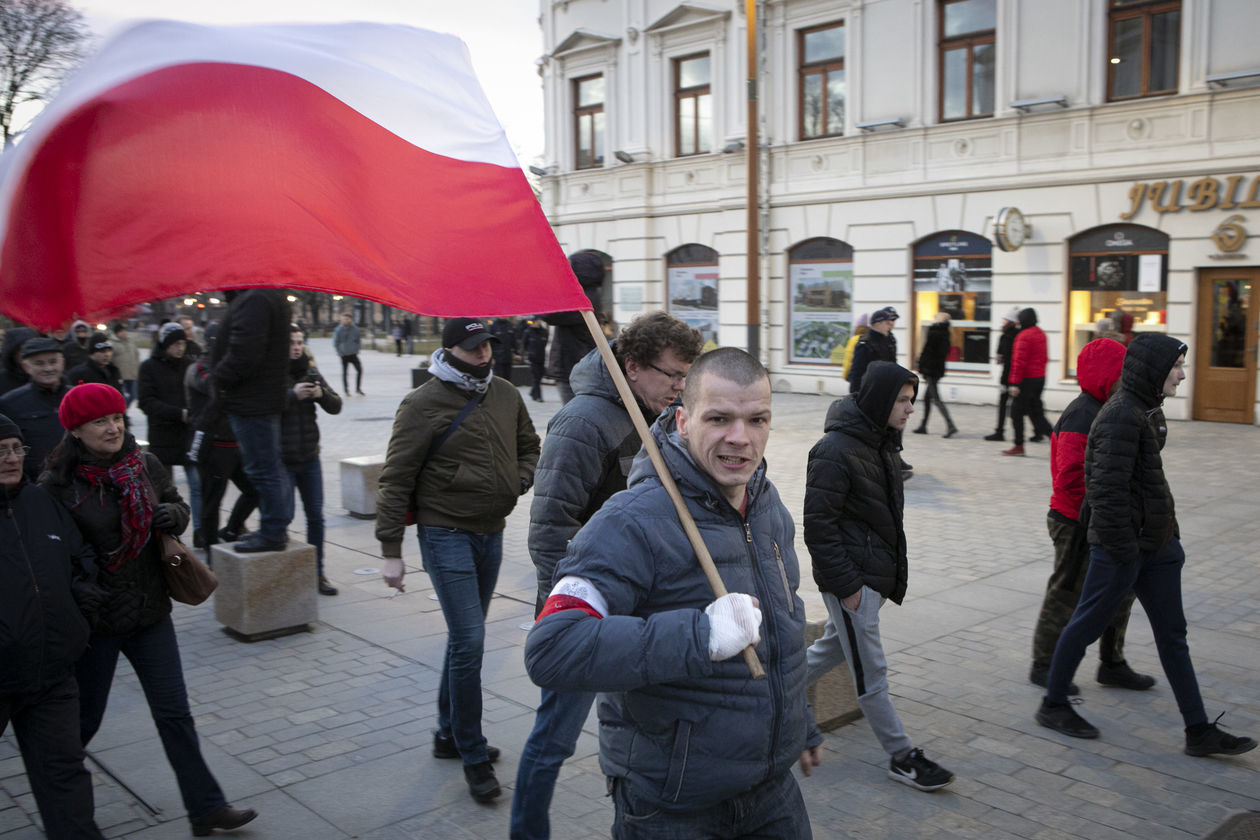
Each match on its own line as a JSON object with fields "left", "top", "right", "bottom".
{"left": 3, "top": 338, "right": 1257, "bottom": 839}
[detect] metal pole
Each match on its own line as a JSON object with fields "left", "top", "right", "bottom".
{"left": 745, "top": 0, "right": 760, "bottom": 359}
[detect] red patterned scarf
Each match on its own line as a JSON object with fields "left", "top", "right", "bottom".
{"left": 75, "top": 448, "right": 153, "bottom": 571}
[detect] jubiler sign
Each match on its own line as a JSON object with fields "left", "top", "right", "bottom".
{"left": 1120, "top": 174, "right": 1260, "bottom": 219}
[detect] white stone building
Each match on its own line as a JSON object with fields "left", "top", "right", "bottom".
{"left": 534, "top": 0, "right": 1260, "bottom": 423}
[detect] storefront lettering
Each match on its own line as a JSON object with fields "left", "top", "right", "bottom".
{"left": 1208, "top": 215, "right": 1248, "bottom": 260}
{"left": 1120, "top": 174, "right": 1260, "bottom": 219}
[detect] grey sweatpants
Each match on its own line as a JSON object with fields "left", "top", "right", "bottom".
{"left": 805, "top": 587, "right": 913, "bottom": 759}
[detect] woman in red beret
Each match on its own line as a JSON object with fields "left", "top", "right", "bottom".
{"left": 40, "top": 383, "right": 258, "bottom": 836}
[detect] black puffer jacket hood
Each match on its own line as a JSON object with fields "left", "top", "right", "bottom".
{"left": 1018, "top": 307, "right": 1038, "bottom": 328}
{"left": 854, "top": 361, "right": 918, "bottom": 431}
{"left": 1120, "top": 333, "right": 1187, "bottom": 409}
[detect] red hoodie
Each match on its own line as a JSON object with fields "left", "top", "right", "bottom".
{"left": 1009, "top": 326, "right": 1047, "bottom": 384}
{"left": 1048, "top": 339, "right": 1126, "bottom": 521}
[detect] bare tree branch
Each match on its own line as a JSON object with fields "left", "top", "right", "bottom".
{"left": 0, "top": 0, "right": 90, "bottom": 147}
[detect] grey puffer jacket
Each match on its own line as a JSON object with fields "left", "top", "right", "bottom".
{"left": 1084, "top": 333, "right": 1185, "bottom": 563}
{"left": 527, "top": 347, "right": 655, "bottom": 611}
{"left": 525, "top": 409, "right": 822, "bottom": 813}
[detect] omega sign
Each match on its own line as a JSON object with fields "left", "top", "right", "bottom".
{"left": 1120, "top": 174, "right": 1260, "bottom": 219}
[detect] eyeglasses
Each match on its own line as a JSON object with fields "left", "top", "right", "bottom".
{"left": 645, "top": 361, "right": 687, "bottom": 385}
{"left": 0, "top": 445, "right": 30, "bottom": 459}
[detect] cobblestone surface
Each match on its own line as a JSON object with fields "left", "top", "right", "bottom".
{"left": 2, "top": 338, "right": 1256, "bottom": 839}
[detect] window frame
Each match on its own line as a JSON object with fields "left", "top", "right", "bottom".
{"left": 797, "top": 21, "right": 846, "bottom": 141}
{"left": 937, "top": 0, "right": 996, "bottom": 123}
{"left": 573, "top": 73, "right": 605, "bottom": 171}
{"left": 1106, "top": 0, "right": 1181, "bottom": 101}
{"left": 673, "top": 52, "right": 712, "bottom": 158}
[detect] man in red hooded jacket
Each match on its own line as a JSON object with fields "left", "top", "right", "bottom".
{"left": 1028, "top": 338, "right": 1155, "bottom": 691}
{"left": 1003, "top": 307, "right": 1053, "bottom": 455}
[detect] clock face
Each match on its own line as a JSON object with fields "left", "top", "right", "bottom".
{"left": 997, "top": 207, "right": 1027, "bottom": 251}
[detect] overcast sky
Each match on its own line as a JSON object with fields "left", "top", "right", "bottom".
{"left": 71, "top": 0, "right": 547, "bottom": 166}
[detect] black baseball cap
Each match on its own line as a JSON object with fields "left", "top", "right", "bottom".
{"left": 442, "top": 318, "right": 498, "bottom": 350}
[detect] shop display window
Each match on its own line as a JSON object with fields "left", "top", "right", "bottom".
{"left": 788, "top": 237, "right": 854, "bottom": 363}
{"left": 1066, "top": 224, "right": 1169, "bottom": 376}
{"left": 912, "top": 231, "right": 992, "bottom": 373}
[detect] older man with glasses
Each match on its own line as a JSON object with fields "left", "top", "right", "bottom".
{"left": 0, "top": 337, "right": 71, "bottom": 479}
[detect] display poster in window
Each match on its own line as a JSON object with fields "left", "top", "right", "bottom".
{"left": 668, "top": 264, "right": 719, "bottom": 348}
{"left": 912, "top": 232, "right": 993, "bottom": 372}
{"left": 789, "top": 261, "right": 853, "bottom": 363}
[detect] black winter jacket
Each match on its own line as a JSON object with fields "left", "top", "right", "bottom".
{"left": 1084, "top": 333, "right": 1186, "bottom": 563}
{"left": 0, "top": 382, "right": 69, "bottom": 480}
{"left": 806, "top": 362, "right": 916, "bottom": 604}
{"left": 41, "top": 439, "right": 190, "bottom": 637}
{"left": 212, "top": 289, "right": 291, "bottom": 416}
{"left": 847, "top": 328, "right": 897, "bottom": 391}
{"left": 917, "top": 321, "right": 950, "bottom": 380}
{"left": 996, "top": 322, "right": 1018, "bottom": 385}
{"left": 281, "top": 354, "right": 341, "bottom": 465}
{"left": 67, "top": 360, "right": 124, "bottom": 393}
{"left": 0, "top": 480, "right": 96, "bottom": 695}
{"left": 138, "top": 349, "right": 193, "bottom": 466}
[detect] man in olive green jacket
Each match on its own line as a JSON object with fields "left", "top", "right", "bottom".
{"left": 376, "top": 317, "right": 540, "bottom": 805}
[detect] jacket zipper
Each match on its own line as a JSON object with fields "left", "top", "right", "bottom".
{"left": 773, "top": 542, "right": 794, "bottom": 616}
{"left": 741, "top": 516, "right": 784, "bottom": 783}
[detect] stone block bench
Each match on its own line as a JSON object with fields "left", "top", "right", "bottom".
{"left": 804, "top": 618, "right": 863, "bottom": 731}
{"left": 212, "top": 540, "right": 317, "bottom": 642}
{"left": 340, "top": 455, "right": 386, "bottom": 519}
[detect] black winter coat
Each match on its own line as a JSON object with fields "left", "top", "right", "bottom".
{"left": 138, "top": 349, "right": 193, "bottom": 466}
{"left": 0, "top": 480, "right": 96, "bottom": 695}
{"left": 0, "top": 382, "right": 69, "bottom": 480}
{"left": 281, "top": 354, "right": 341, "bottom": 465}
{"left": 1084, "top": 334, "right": 1186, "bottom": 563}
{"left": 805, "top": 363, "right": 915, "bottom": 604}
{"left": 917, "top": 321, "right": 950, "bottom": 380}
{"left": 212, "top": 289, "right": 291, "bottom": 416}
{"left": 847, "top": 328, "right": 896, "bottom": 391}
{"left": 67, "top": 360, "right": 124, "bottom": 393}
{"left": 996, "top": 323, "right": 1018, "bottom": 385}
{"left": 41, "top": 439, "right": 189, "bottom": 637}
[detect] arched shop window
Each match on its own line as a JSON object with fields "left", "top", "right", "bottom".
{"left": 1067, "top": 224, "right": 1168, "bottom": 376}
{"left": 787, "top": 237, "right": 854, "bottom": 363}
{"left": 666, "top": 244, "right": 719, "bottom": 348}
{"left": 912, "top": 231, "right": 993, "bottom": 373}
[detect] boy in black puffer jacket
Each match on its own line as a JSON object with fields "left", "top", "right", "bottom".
{"left": 803, "top": 361, "right": 954, "bottom": 792}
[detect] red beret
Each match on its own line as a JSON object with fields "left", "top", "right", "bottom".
{"left": 59, "top": 383, "right": 126, "bottom": 431}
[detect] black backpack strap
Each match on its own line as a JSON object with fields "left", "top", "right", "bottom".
{"left": 424, "top": 388, "right": 486, "bottom": 466}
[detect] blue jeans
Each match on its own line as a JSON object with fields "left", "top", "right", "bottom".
{"left": 510, "top": 687, "right": 596, "bottom": 839}
{"left": 1046, "top": 539, "right": 1206, "bottom": 725}
{"left": 75, "top": 615, "right": 227, "bottom": 821}
{"left": 610, "top": 770, "right": 811, "bottom": 840}
{"left": 286, "top": 458, "right": 325, "bottom": 576}
{"left": 182, "top": 464, "right": 202, "bottom": 529}
{"left": 228, "top": 413, "right": 292, "bottom": 542}
{"left": 417, "top": 525, "right": 503, "bottom": 766}
{"left": 122, "top": 379, "right": 138, "bottom": 407}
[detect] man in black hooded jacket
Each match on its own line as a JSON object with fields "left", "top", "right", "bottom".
{"left": 1035, "top": 334, "right": 1256, "bottom": 758}
{"left": 803, "top": 361, "right": 954, "bottom": 791}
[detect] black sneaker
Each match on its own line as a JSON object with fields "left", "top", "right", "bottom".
{"left": 1029, "top": 665, "right": 1079, "bottom": 695}
{"left": 433, "top": 730, "right": 500, "bottom": 763}
{"left": 1185, "top": 714, "right": 1258, "bottom": 757}
{"left": 463, "top": 761, "right": 501, "bottom": 803}
{"left": 984, "top": 432, "right": 1005, "bottom": 441}
{"left": 1030, "top": 435, "right": 1046, "bottom": 443}
{"left": 234, "top": 534, "right": 287, "bottom": 553}
{"left": 1097, "top": 661, "right": 1156, "bottom": 691}
{"left": 888, "top": 748, "right": 954, "bottom": 791}
{"left": 1036, "top": 699, "right": 1099, "bottom": 739}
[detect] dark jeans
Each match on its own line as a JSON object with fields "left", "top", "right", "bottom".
{"left": 417, "top": 525, "right": 503, "bottom": 766}
{"left": 1031, "top": 512, "right": 1134, "bottom": 668}
{"left": 916, "top": 376, "right": 954, "bottom": 431}
{"left": 198, "top": 443, "right": 258, "bottom": 547}
{"left": 609, "top": 770, "right": 811, "bottom": 840}
{"left": 510, "top": 687, "right": 596, "bottom": 840}
{"left": 529, "top": 360, "right": 545, "bottom": 400}
{"left": 1046, "top": 539, "right": 1206, "bottom": 726}
{"left": 76, "top": 616, "right": 227, "bottom": 821}
{"left": 339, "top": 354, "right": 363, "bottom": 393}
{"left": 227, "top": 413, "right": 292, "bottom": 543}
{"left": 1, "top": 675, "right": 105, "bottom": 839}
{"left": 286, "top": 458, "right": 325, "bottom": 576}
{"left": 994, "top": 387, "right": 1011, "bottom": 435}
{"left": 1011, "top": 377, "right": 1053, "bottom": 445}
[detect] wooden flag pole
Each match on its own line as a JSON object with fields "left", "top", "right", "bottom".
{"left": 581, "top": 310, "right": 765, "bottom": 680}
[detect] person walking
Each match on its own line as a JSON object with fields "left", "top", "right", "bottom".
{"left": 40, "top": 384, "right": 258, "bottom": 836}
{"left": 1035, "top": 335, "right": 1256, "bottom": 758}
{"left": 0, "top": 412, "right": 107, "bottom": 840}
{"left": 914, "top": 312, "right": 957, "bottom": 437}
{"left": 282, "top": 326, "right": 341, "bottom": 596}
{"left": 391, "top": 321, "right": 404, "bottom": 356}
{"left": 1003, "top": 307, "right": 1053, "bottom": 456}
{"left": 489, "top": 317, "right": 517, "bottom": 381}
{"left": 511, "top": 312, "right": 702, "bottom": 840}
{"left": 848, "top": 307, "right": 912, "bottom": 472}
{"left": 520, "top": 317, "right": 549, "bottom": 402}
{"left": 0, "top": 326, "right": 38, "bottom": 396}
{"left": 402, "top": 316, "right": 415, "bottom": 356}
{"left": 138, "top": 323, "right": 201, "bottom": 545}
{"left": 66, "top": 333, "right": 124, "bottom": 395}
{"left": 0, "top": 336, "right": 71, "bottom": 480}
{"left": 110, "top": 323, "right": 142, "bottom": 407}
{"left": 332, "top": 312, "right": 365, "bottom": 396}
{"left": 985, "top": 308, "right": 1021, "bottom": 442}
{"left": 1029, "top": 338, "right": 1155, "bottom": 693}
{"left": 376, "top": 318, "right": 540, "bottom": 804}
{"left": 803, "top": 361, "right": 955, "bottom": 792}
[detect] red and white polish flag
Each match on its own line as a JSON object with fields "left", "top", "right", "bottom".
{"left": 0, "top": 20, "right": 588, "bottom": 328}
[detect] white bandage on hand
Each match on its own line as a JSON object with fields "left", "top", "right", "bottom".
{"left": 704, "top": 593, "right": 762, "bottom": 661}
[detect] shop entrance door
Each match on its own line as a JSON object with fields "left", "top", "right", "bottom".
{"left": 1193, "top": 268, "right": 1258, "bottom": 423}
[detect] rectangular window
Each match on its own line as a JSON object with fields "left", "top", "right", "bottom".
{"left": 574, "top": 74, "right": 605, "bottom": 170}
{"left": 798, "top": 22, "right": 845, "bottom": 139}
{"left": 1108, "top": 1, "right": 1180, "bottom": 100}
{"left": 674, "top": 53, "right": 711, "bottom": 157}
{"left": 938, "top": 0, "right": 995, "bottom": 121}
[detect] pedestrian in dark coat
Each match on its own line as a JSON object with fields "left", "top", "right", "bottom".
{"left": 543, "top": 251, "right": 603, "bottom": 403}
{"left": 66, "top": 333, "right": 124, "bottom": 395}
{"left": 0, "top": 336, "right": 70, "bottom": 480}
{"left": 138, "top": 323, "right": 202, "bottom": 542}
{"left": 1003, "top": 307, "right": 1054, "bottom": 455}
{"left": 489, "top": 317, "right": 516, "bottom": 381}
{"left": 0, "top": 326, "right": 37, "bottom": 396}
{"left": 847, "top": 306, "right": 898, "bottom": 392}
{"left": 62, "top": 321, "right": 93, "bottom": 370}
{"left": 520, "top": 317, "right": 549, "bottom": 402}
{"left": 985, "top": 308, "right": 1020, "bottom": 441}
{"left": 913, "top": 312, "right": 957, "bottom": 437}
